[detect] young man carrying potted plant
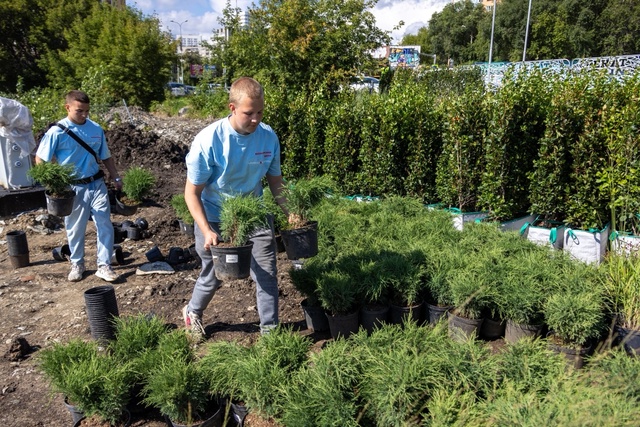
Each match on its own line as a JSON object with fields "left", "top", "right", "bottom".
{"left": 182, "top": 77, "right": 295, "bottom": 339}
{"left": 35, "top": 90, "right": 123, "bottom": 283}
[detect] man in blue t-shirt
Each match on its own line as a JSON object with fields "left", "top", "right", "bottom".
{"left": 183, "top": 77, "right": 292, "bottom": 339}
{"left": 36, "top": 90, "right": 122, "bottom": 282}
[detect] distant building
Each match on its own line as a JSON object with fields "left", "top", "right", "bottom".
{"left": 451, "top": 0, "right": 501, "bottom": 11}
{"left": 480, "top": 0, "right": 501, "bottom": 11}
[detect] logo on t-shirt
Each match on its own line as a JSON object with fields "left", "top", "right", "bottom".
{"left": 255, "top": 151, "right": 272, "bottom": 159}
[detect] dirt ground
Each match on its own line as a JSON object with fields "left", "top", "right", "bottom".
{"left": 0, "top": 108, "right": 331, "bottom": 426}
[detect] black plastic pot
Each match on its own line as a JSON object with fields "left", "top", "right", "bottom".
{"left": 448, "top": 311, "right": 484, "bottom": 342}
{"left": 325, "top": 310, "right": 359, "bottom": 340}
{"left": 211, "top": 242, "right": 254, "bottom": 280}
{"left": 178, "top": 219, "right": 195, "bottom": 236}
{"left": 64, "top": 396, "right": 85, "bottom": 424}
{"left": 389, "top": 301, "right": 423, "bottom": 326}
{"left": 145, "top": 245, "right": 164, "bottom": 262}
{"left": 115, "top": 193, "right": 138, "bottom": 216}
{"left": 125, "top": 224, "right": 142, "bottom": 240}
{"left": 134, "top": 217, "right": 148, "bottom": 230}
{"left": 165, "top": 400, "right": 223, "bottom": 427}
{"left": 300, "top": 298, "right": 329, "bottom": 332}
{"left": 280, "top": 221, "right": 318, "bottom": 260}
{"left": 6, "top": 230, "right": 30, "bottom": 268}
{"left": 83, "top": 285, "right": 119, "bottom": 343}
{"left": 45, "top": 190, "right": 75, "bottom": 217}
{"left": 113, "top": 223, "right": 126, "bottom": 244}
{"left": 52, "top": 244, "right": 71, "bottom": 262}
{"left": 425, "top": 302, "right": 452, "bottom": 325}
{"left": 167, "top": 247, "right": 185, "bottom": 265}
{"left": 360, "top": 304, "right": 389, "bottom": 334}
{"left": 111, "top": 245, "right": 125, "bottom": 265}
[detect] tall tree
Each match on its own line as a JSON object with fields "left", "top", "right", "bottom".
{"left": 212, "top": 0, "right": 390, "bottom": 93}
{"left": 40, "top": 3, "right": 175, "bottom": 109}
{"left": 425, "top": 0, "right": 486, "bottom": 65}
{"left": 0, "top": 0, "right": 96, "bottom": 92}
{"left": 597, "top": 0, "right": 640, "bottom": 56}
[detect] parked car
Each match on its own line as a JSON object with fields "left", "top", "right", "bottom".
{"left": 349, "top": 76, "right": 380, "bottom": 93}
{"left": 166, "top": 82, "right": 186, "bottom": 96}
{"left": 166, "top": 82, "right": 196, "bottom": 96}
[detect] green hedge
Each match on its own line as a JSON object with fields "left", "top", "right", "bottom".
{"left": 269, "top": 67, "right": 640, "bottom": 231}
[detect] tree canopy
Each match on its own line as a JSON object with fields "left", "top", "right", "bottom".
{"left": 1, "top": 0, "right": 175, "bottom": 109}
{"left": 209, "top": 0, "right": 390, "bottom": 94}
{"left": 401, "top": 0, "right": 640, "bottom": 66}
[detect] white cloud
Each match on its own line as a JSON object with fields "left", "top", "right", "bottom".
{"left": 134, "top": 0, "right": 449, "bottom": 44}
{"left": 370, "top": 0, "right": 449, "bottom": 43}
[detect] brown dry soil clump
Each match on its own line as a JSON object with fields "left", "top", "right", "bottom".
{"left": 0, "top": 108, "right": 330, "bottom": 426}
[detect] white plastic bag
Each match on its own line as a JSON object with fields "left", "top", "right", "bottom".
{"left": 0, "top": 97, "right": 36, "bottom": 158}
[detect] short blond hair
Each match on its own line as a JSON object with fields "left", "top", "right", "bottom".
{"left": 229, "top": 77, "right": 264, "bottom": 104}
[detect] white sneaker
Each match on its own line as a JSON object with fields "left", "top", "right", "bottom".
{"left": 68, "top": 263, "right": 85, "bottom": 282}
{"left": 182, "top": 305, "right": 206, "bottom": 340}
{"left": 95, "top": 265, "right": 118, "bottom": 282}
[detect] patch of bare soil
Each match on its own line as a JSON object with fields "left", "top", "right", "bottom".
{"left": 0, "top": 108, "right": 331, "bottom": 426}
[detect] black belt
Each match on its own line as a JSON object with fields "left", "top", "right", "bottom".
{"left": 73, "top": 170, "right": 105, "bottom": 185}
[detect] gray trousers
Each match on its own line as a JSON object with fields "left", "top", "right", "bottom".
{"left": 188, "top": 218, "right": 279, "bottom": 329}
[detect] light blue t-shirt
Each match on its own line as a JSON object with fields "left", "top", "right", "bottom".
{"left": 36, "top": 117, "right": 110, "bottom": 179}
{"left": 185, "top": 116, "right": 282, "bottom": 222}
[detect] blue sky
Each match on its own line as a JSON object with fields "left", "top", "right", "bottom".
{"left": 131, "top": 0, "right": 450, "bottom": 44}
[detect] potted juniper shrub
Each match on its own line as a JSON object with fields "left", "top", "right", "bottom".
{"left": 383, "top": 250, "right": 425, "bottom": 327}
{"left": 141, "top": 330, "right": 222, "bottom": 427}
{"left": 214, "top": 193, "right": 269, "bottom": 280}
{"left": 38, "top": 338, "right": 133, "bottom": 427}
{"left": 289, "top": 258, "right": 329, "bottom": 332}
{"left": 422, "top": 245, "right": 457, "bottom": 325}
{"left": 200, "top": 340, "right": 251, "bottom": 426}
{"left": 600, "top": 253, "right": 640, "bottom": 356}
{"left": 358, "top": 251, "right": 393, "bottom": 334}
{"left": 445, "top": 253, "right": 497, "bottom": 342}
{"left": 170, "top": 194, "right": 195, "bottom": 236}
{"left": 279, "top": 175, "right": 336, "bottom": 260}
{"left": 107, "top": 313, "right": 169, "bottom": 414}
{"left": 544, "top": 284, "right": 605, "bottom": 369}
{"left": 316, "top": 258, "right": 360, "bottom": 339}
{"left": 498, "top": 250, "right": 554, "bottom": 344}
{"left": 27, "top": 161, "right": 77, "bottom": 216}
{"left": 116, "top": 166, "right": 155, "bottom": 216}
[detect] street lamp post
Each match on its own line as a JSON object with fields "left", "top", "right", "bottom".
{"left": 487, "top": 0, "right": 497, "bottom": 85}
{"left": 523, "top": 0, "right": 533, "bottom": 62}
{"left": 170, "top": 19, "right": 188, "bottom": 83}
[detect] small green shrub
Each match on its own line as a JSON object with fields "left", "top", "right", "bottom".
{"left": 170, "top": 194, "right": 194, "bottom": 225}
{"left": 219, "top": 194, "right": 269, "bottom": 246}
{"left": 280, "top": 176, "right": 336, "bottom": 228}
{"left": 27, "top": 162, "right": 76, "bottom": 196}
{"left": 122, "top": 166, "right": 155, "bottom": 203}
